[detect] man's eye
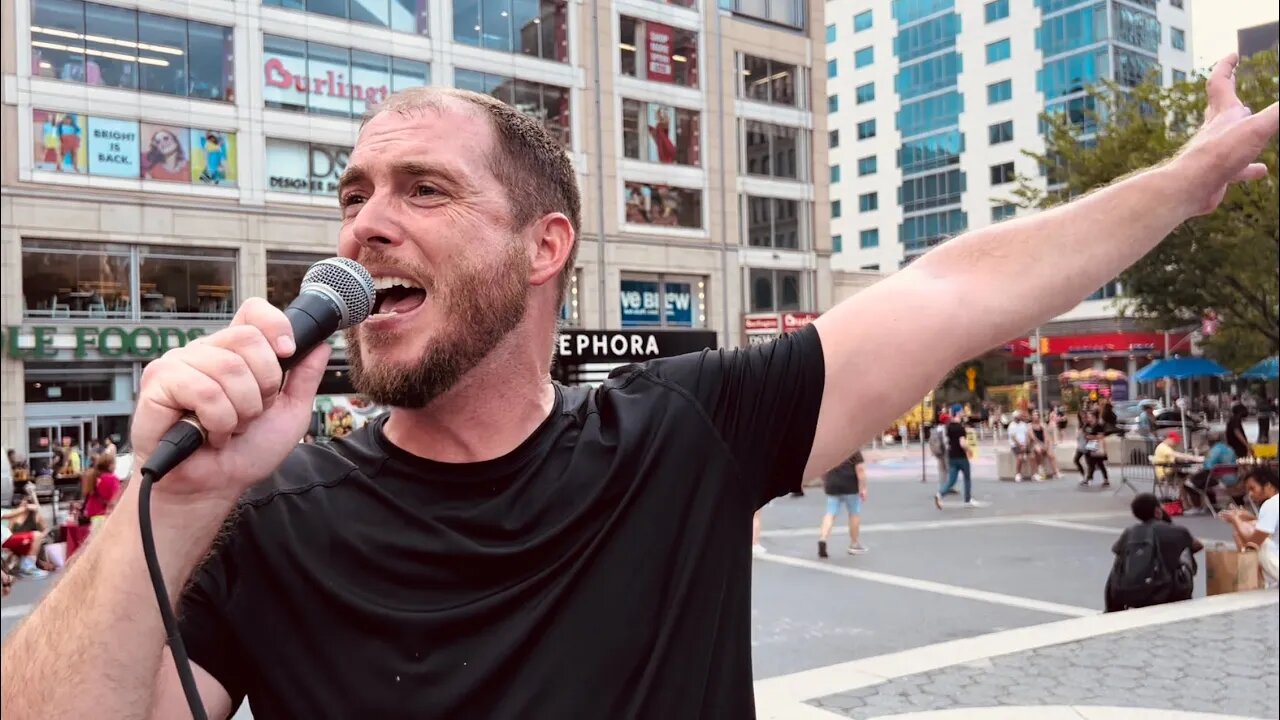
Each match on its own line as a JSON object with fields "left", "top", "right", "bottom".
{"left": 413, "top": 185, "right": 438, "bottom": 197}
{"left": 340, "top": 193, "right": 366, "bottom": 207}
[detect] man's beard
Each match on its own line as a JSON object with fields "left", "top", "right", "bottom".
{"left": 346, "top": 242, "right": 530, "bottom": 408}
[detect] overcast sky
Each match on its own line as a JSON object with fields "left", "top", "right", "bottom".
{"left": 1191, "top": 2, "right": 1278, "bottom": 72}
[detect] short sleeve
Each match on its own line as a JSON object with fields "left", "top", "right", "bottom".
{"left": 1110, "top": 528, "right": 1127, "bottom": 555}
{"left": 641, "top": 324, "right": 825, "bottom": 507}
{"left": 1258, "top": 498, "right": 1279, "bottom": 535}
{"left": 178, "top": 522, "right": 248, "bottom": 709}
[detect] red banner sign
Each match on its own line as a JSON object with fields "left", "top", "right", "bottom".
{"left": 645, "top": 23, "right": 675, "bottom": 83}
{"left": 1004, "top": 331, "right": 1187, "bottom": 357}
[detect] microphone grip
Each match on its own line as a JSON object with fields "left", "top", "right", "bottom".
{"left": 281, "top": 303, "right": 335, "bottom": 373}
{"left": 140, "top": 416, "right": 207, "bottom": 482}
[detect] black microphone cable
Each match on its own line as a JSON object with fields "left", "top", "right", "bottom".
{"left": 140, "top": 418, "right": 210, "bottom": 720}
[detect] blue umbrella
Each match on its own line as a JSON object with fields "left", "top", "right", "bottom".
{"left": 1134, "top": 356, "right": 1230, "bottom": 382}
{"left": 1240, "top": 356, "right": 1279, "bottom": 381}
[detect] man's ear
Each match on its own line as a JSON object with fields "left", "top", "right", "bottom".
{"left": 528, "top": 213, "right": 575, "bottom": 288}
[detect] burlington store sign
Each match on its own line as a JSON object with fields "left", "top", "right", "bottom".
{"left": 3, "top": 326, "right": 349, "bottom": 360}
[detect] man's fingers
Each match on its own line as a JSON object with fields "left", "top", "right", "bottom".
{"left": 148, "top": 363, "right": 240, "bottom": 448}
{"left": 278, "top": 342, "right": 331, "bottom": 408}
{"left": 1205, "top": 53, "right": 1242, "bottom": 123}
{"left": 230, "top": 297, "right": 296, "bottom": 359}
{"left": 181, "top": 347, "right": 266, "bottom": 436}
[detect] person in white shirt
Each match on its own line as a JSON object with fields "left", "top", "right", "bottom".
{"left": 1221, "top": 467, "right": 1279, "bottom": 583}
{"left": 1008, "top": 412, "right": 1035, "bottom": 482}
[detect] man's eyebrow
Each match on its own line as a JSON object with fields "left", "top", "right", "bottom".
{"left": 337, "top": 166, "right": 367, "bottom": 193}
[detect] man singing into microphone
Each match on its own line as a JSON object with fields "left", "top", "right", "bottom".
{"left": 3, "top": 55, "right": 1277, "bottom": 718}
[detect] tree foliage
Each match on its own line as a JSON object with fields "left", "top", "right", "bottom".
{"left": 1009, "top": 50, "right": 1279, "bottom": 371}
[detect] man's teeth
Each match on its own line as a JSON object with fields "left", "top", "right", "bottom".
{"left": 372, "top": 276, "right": 422, "bottom": 291}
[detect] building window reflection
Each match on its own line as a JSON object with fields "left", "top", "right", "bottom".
{"left": 264, "top": 35, "right": 431, "bottom": 118}
{"left": 454, "top": 68, "right": 571, "bottom": 148}
{"left": 266, "top": 252, "right": 329, "bottom": 309}
{"left": 30, "top": 0, "right": 235, "bottom": 102}
{"left": 22, "top": 239, "right": 238, "bottom": 320}
{"left": 265, "top": 0, "right": 427, "bottom": 34}
{"left": 737, "top": 54, "right": 801, "bottom": 108}
{"left": 452, "top": 0, "right": 568, "bottom": 61}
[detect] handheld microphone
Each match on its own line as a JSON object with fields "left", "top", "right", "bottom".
{"left": 137, "top": 257, "right": 374, "bottom": 720}
{"left": 140, "top": 257, "right": 375, "bottom": 481}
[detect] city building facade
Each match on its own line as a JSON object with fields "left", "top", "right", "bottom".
{"left": 0, "top": 0, "right": 831, "bottom": 468}
{"left": 824, "top": 0, "right": 1194, "bottom": 393}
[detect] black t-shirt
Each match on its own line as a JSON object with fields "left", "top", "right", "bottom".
{"left": 823, "top": 451, "right": 863, "bottom": 495}
{"left": 179, "top": 326, "right": 825, "bottom": 719}
{"left": 946, "top": 420, "right": 968, "bottom": 460}
{"left": 1226, "top": 416, "right": 1250, "bottom": 457}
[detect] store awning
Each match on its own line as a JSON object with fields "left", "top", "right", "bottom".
{"left": 1240, "top": 356, "right": 1279, "bottom": 381}
{"left": 1134, "top": 357, "right": 1230, "bottom": 382}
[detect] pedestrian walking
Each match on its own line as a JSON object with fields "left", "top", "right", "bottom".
{"left": 936, "top": 406, "right": 988, "bottom": 508}
{"left": 818, "top": 451, "right": 868, "bottom": 557}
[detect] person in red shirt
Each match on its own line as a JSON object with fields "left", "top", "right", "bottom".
{"left": 81, "top": 453, "right": 122, "bottom": 522}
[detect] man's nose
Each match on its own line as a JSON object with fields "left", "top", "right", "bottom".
{"left": 347, "top": 192, "right": 406, "bottom": 249}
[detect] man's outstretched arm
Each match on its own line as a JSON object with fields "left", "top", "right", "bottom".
{"left": 804, "top": 54, "right": 1279, "bottom": 479}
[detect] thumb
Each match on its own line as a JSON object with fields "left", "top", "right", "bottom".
{"left": 279, "top": 342, "right": 332, "bottom": 407}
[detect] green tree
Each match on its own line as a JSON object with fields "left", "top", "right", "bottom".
{"left": 1008, "top": 50, "right": 1279, "bottom": 372}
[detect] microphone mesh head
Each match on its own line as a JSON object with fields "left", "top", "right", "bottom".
{"left": 301, "top": 257, "right": 375, "bottom": 328}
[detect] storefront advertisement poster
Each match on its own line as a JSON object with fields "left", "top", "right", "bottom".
{"left": 191, "top": 130, "right": 238, "bottom": 187}
{"left": 87, "top": 116, "right": 141, "bottom": 178}
{"left": 140, "top": 123, "right": 193, "bottom": 183}
{"left": 307, "top": 143, "right": 350, "bottom": 196}
{"left": 646, "top": 104, "right": 678, "bottom": 164}
{"left": 664, "top": 282, "right": 694, "bottom": 327}
{"left": 620, "top": 279, "right": 662, "bottom": 327}
{"left": 645, "top": 22, "right": 676, "bottom": 83}
{"left": 33, "top": 110, "right": 87, "bottom": 174}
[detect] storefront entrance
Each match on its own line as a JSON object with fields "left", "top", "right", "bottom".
{"left": 25, "top": 415, "right": 131, "bottom": 476}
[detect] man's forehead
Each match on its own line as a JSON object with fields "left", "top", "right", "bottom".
{"left": 355, "top": 99, "right": 491, "bottom": 153}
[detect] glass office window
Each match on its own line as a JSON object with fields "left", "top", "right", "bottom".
{"left": 748, "top": 269, "right": 802, "bottom": 312}
{"left": 827, "top": 59, "right": 837, "bottom": 78}
{"left": 832, "top": 235, "right": 842, "bottom": 253}
{"left": 984, "top": 0, "right": 1008, "bottom": 22}
{"left": 742, "top": 120, "right": 804, "bottom": 180}
{"left": 829, "top": 129, "right": 839, "bottom": 148}
{"left": 899, "top": 209, "right": 966, "bottom": 253}
{"left": 825, "top": 23, "right": 836, "bottom": 43}
{"left": 828, "top": 95, "right": 839, "bottom": 112}
{"left": 831, "top": 200, "right": 841, "bottom": 218}
{"left": 138, "top": 246, "right": 237, "bottom": 317}
{"left": 723, "top": 0, "right": 804, "bottom": 29}
{"left": 1115, "top": 48, "right": 1160, "bottom": 88}
{"left": 454, "top": 0, "right": 568, "bottom": 60}
{"left": 746, "top": 196, "right": 802, "bottom": 250}
{"left": 1172, "top": 69, "right": 1186, "bottom": 83}
{"left": 1036, "top": 3, "right": 1106, "bottom": 57}
{"left": 895, "top": 52, "right": 961, "bottom": 99}
{"left": 857, "top": 155, "right": 877, "bottom": 176}
{"left": 892, "top": 0, "right": 951, "bottom": 25}
{"left": 857, "top": 119, "right": 876, "bottom": 140}
{"left": 859, "top": 229, "right": 879, "bottom": 248}
{"left": 830, "top": 165, "right": 841, "bottom": 183}
{"left": 989, "top": 161, "right": 1015, "bottom": 185}
{"left": 1037, "top": 48, "right": 1108, "bottom": 99}
{"left": 21, "top": 240, "right": 132, "bottom": 318}
{"left": 899, "top": 168, "right": 965, "bottom": 213}
{"left": 858, "top": 192, "right": 877, "bottom": 212}
{"left": 988, "top": 120, "right": 1013, "bottom": 144}
{"left": 455, "top": 69, "right": 571, "bottom": 147}
{"left": 854, "top": 10, "right": 872, "bottom": 32}
{"left": 991, "top": 203, "right": 1017, "bottom": 222}
{"left": 897, "top": 130, "right": 964, "bottom": 175}
{"left": 855, "top": 82, "right": 875, "bottom": 104}
{"left": 738, "top": 54, "right": 800, "bottom": 107}
{"left": 1112, "top": 3, "right": 1160, "bottom": 54}
{"left": 32, "top": 0, "right": 234, "bottom": 101}
{"left": 1170, "top": 27, "right": 1185, "bottom": 51}
{"left": 985, "top": 38, "right": 1010, "bottom": 64}
{"left": 896, "top": 91, "right": 963, "bottom": 137}
{"left": 986, "top": 79, "right": 1012, "bottom": 104}
{"left": 893, "top": 12, "right": 959, "bottom": 62}
{"left": 854, "top": 46, "right": 874, "bottom": 68}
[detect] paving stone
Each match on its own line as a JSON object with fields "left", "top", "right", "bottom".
{"left": 809, "top": 605, "right": 1279, "bottom": 719}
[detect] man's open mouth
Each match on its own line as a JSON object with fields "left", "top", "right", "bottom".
{"left": 371, "top": 276, "right": 427, "bottom": 316}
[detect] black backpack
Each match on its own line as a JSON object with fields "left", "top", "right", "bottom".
{"left": 1111, "top": 523, "right": 1173, "bottom": 608}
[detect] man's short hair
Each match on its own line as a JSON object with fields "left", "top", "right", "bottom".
{"left": 363, "top": 87, "right": 582, "bottom": 303}
{"left": 1243, "top": 466, "right": 1280, "bottom": 491}
{"left": 1131, "top": 492, "right": 1161, "bottom": 521}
